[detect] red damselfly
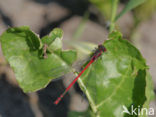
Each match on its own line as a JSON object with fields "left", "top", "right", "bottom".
{"left": 54, "top": 45, "right": 106, "bottom": 105}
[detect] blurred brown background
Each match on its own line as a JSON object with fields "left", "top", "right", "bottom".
{"left": 0, "top": 0, "right": 156, "bottom": 117}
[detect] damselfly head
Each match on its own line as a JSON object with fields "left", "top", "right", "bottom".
{"left": 91, "top": 45, "right": 106, "bottom": 61}
{"left": 98, "top": 45, "right": 106, "bottom": 52}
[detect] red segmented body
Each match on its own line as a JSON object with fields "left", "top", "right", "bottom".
{"left": 54, "top": 45, "right": 106, "bottom": 105}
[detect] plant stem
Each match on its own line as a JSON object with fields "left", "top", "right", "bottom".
{"left": 109, "top": 0, "right": 119, "bottom": 32}
{"left": 77, "top": 78, "right": 98, "bottom": 113}
{"left": 71, "top": 68, "right": 99, "bottom": 116}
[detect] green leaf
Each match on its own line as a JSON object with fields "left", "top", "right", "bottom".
{"left": 115, "top": 0, "right": 146, "bottom": 21}
{"left": 138, "top": 72, "right": 155, "bottom": 117}
{"left": 60, "top": 50, "right": 77, "bottom": 65}
{"left": 77, "top": 31, "right": 154, "bottom": 117}
{"left": 41, "top": 28, "right": 63, "bottom": 45}
{"left": 0, "top": 26, "right": 77, "bottom": 92}
{"left": 41, "top": 28, "right": 63, "bottom": 51}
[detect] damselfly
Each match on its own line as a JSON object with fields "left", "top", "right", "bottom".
{"left": 54, "top": 45, "right": 106, "bottom": 105}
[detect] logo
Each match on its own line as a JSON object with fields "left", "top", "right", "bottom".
{"left": 122, "top": 105, "right": 154, "bottom": 116}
